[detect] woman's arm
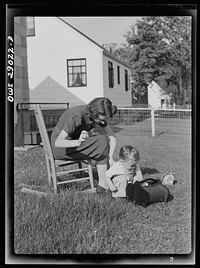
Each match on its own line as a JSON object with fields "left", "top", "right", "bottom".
{"left": 55, "top": 130, "right": 87, "bottom": 148}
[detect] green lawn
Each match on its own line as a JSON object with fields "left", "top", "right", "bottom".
{"left": 14, "top": 128, "right": 192, "bottom": 255}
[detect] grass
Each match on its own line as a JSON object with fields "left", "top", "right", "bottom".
{"left": 14, "top": 128, "right": 192, "bottom": 255}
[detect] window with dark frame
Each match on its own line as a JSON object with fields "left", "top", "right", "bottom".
{"left": 67, "top": 58, "right": 87, "bottom": 87}
{"left": 108, "top": 61, "right": 114, "bottom": 88}
{"left": 117, "top": 66, "right": 120, "bottom": 84}
{"left": 125, "top": 69, "right": 130, "bottom": 91}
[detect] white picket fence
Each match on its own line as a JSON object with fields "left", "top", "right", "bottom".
{"left": 109, "top": 107, "right": 192, "bottom": 138}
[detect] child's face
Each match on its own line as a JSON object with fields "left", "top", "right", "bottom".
{"left": 125, "top": 152, "right": 140, "bottom": 167}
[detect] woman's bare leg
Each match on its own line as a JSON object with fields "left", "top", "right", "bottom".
{"left": 96, "top": 159, "right": 109, "bottom": 190}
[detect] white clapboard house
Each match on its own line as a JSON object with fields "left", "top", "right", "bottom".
{"left": 26, "top": 17, "right": 132, "bottom": 108}
{"left": 148, "top": 80, "right": 171, "bottom": 109}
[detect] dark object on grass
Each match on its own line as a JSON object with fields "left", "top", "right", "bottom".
{"left": 126, "top": 178, "right": 170, "bottom": 207}
{"left": 141, "top": 167, "right": 159, "bottom": 175}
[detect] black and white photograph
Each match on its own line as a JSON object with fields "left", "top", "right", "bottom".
{"left": 5, "top": 3, "right": 196, "bottom": 265}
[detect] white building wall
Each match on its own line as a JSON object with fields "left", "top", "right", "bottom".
{"left": 148, "top": 87, "right": 161, "bottom": 109}
{"left": 148, "top": 81, "right": 170, "bottom": 109}
{"left": 27, "top": 17, "right": 103, "bottom": 107}
{"left": 102, "top": 54, "right": 132, "bottom": 107}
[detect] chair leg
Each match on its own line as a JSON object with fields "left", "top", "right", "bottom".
{"left": 45, "top": 155, "right": 57, "bottom": 193}
{"left": 78, "top": 161, "right": 84, "bottom": 178}
{"left": 88, "top": 159, "right": 94, "bottom": 189}
{"left": 50, "top": 160, "right": 57, "bottom": 193}
{"left": 78, "top": 161, "right": 82, "bottom": 169}
{"left": 45, "top": 155, "right": 52, "bottom": 186}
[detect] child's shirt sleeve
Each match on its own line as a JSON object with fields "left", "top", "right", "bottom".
{"left": 106, "top": 162, "right": 125, "bottom": 178}
{"left": 133, "top": 163, "right": 143, "bottom": 182}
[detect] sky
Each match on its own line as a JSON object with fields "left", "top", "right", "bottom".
{"left": 60, "top": 17, "right": 140, "bottom": 46}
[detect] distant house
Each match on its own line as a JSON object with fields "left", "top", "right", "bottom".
{"left": 27, "top": 17, "right": 132, "bottom": 108}
{"left": 148, "top": 80, "right": 171, "bottom": 109}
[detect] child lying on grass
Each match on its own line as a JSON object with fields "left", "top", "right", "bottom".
{"left": 106, "top": 145, "right": 143, "bottom": 198}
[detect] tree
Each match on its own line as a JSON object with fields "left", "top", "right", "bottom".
{"left": 102, "top": 43, "right": 134, "bottom": 65}
{"left": 110, "top": 17, "right": 191, "bottom": 105}
{"left": 128, "top": 17, "right": 191, "bottom": 104}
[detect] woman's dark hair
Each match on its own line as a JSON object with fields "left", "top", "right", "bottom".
{"left": 119, "top": 145, "right": 140, "bottom": 161}
{"left": 86, "top": 97, "right": 117, "bottom": 120}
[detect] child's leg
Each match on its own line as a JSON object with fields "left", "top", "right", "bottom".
{"left": 112, "top": 175, "right": 127, "bottom": 197}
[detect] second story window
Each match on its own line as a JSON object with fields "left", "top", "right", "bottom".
{"left": 117, "top": 66, "right": 120, "bottom": 84}
{"left": 67, "top": 58, "right": 87, "bottom": 87}
{"left": 108, "top": 61, "right": 114, "bottom": 88}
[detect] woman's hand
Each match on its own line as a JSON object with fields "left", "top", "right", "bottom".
{"left": 79, "top": 130, "right": 89, "bottom": 142}
{"left": 90, "top": 129, "right": 99, "bottom": 136}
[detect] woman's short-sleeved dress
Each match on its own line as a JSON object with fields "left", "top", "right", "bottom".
{"left": 51, "top": 105, "right": 109, "bottom": 161}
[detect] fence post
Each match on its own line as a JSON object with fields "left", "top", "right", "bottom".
{"left": 14, "top": 103, "right": 25, "bottom": 146}
{"left": 151, "top": 108, "right": 155, "bottom": 137}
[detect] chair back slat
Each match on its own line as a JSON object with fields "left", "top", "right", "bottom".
{"left": 34, "top": 105, "right": 54, "bottom": 159}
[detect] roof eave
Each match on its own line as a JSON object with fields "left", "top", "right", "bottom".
{"left": 103, "top": 49, "right": 132, "bottom": 69}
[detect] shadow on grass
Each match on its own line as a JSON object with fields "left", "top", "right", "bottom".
{"left": 167, "top": 193, "right": 174, "bottom": 202}
{"left": 57, "top": 170, "right": 99, "bottom": 193}
{"left": 141, "top": 167, "right": 159, "bottom": 175}
{"left": 111, "top": 126, "right": 124, "bottom": 134}
{"left": 157, "top": 131, "right": 165, "bottom": 136}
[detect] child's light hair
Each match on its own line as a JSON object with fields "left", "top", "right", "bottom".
{"left": 119, "top": 145, "right": 140, "bottom": 161}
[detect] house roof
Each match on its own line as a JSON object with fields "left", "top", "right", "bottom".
{"left": 57, "top": 17, "right": 132, "bottom": 69}
{"left": 103, "top": 49, "right": 132, "bottom": 69}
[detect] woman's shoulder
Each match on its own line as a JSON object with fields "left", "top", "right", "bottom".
{"left": 60, "top": 105, "right": 86, "bottom": 119}
{"left": 66, "top": 105, "right": 86, "bottom": 115}
{"left": 57, "top": 105, "right": 86, "bottom": 127}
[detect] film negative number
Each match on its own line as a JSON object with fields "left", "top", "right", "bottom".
{"left": 7, "top": 36, "right": 14, "bottom": 102}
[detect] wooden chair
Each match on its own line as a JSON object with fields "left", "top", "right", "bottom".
{"left": 34, "top": 104, "right": 94, "bottom": 193}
